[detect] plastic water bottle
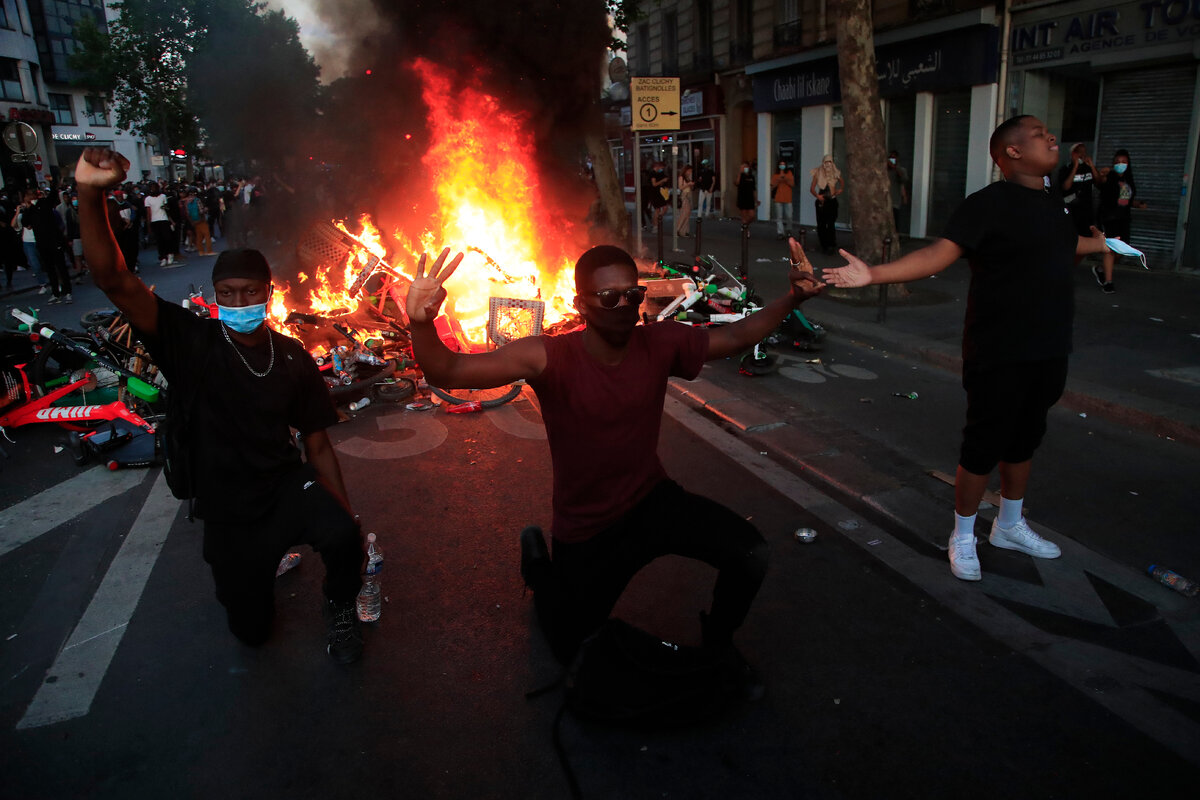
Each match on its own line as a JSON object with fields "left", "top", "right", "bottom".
{"left": 357, "top": 533, "right": 383, "bottom": 621}
{"left": 1148, "top": 565, "right": 1200, "bottom": 597}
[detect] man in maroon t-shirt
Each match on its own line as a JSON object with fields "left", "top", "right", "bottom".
{"left": 408, "top": 243, "right": 822, "bottom": 665}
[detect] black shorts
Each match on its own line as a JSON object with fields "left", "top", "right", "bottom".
{"left": 959, "top": 358, "right": 1068, "bottom": 475}
{"left": 1099, "top": 213, "right": 1130, "bottom": 243}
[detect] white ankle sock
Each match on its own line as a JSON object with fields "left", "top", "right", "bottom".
{"left": 953, "top": 513, "right": 977, "bottom": 540}
{"left": 998, "top": 497, "right": 1024, "bottom": 528}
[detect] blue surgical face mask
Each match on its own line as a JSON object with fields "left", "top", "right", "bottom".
{"left": 1113, "top": 162, "right": 1128, "bottom": 174}
{"left": 218, "top": 303, "right": 268, "bottom": 333}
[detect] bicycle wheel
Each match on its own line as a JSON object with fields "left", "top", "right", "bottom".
{"left": 372, "top": 377, "right": 417, "bottom": 403}
{"left": 429, "top": 383, "right": 522, "bottom": 407}
{"left": 738, "top": 349, "right": 778, "bottom": 376}
{"left": 80, "top": 308, "right": 120, "bottom": 328}
{"left": 328, "top": 359, "right": 397, "bottom": 400}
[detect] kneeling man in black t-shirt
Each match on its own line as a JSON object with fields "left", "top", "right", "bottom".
{"left": 75, "top": 148, "right": 365, "bottom": 663}
{"left": 823, "top": 116, "right": 1111, "bottom": 582}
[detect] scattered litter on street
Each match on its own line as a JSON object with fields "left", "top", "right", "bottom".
{"left": 794, "top": 528, "right": 817, "bottom": 544}
{"left": 53, "top": 446, "right": 63, "bottom": 454}
{"left": 859, "top": 397, "right": 873, "bottom": 403}
{"left": 1149, "top": 317, "right": 1163, "bottom": 322}
{"left": 1079, "top": 412, "right": 1088, "bottom": 418}
{"left": 837, "top": 519, "right": 860, "bottom": 531}
{"left": 6, "top": 633, "right": 17, "bottom": 641}
{"left": 406, "top": 400, "right": 434, "bottom": 411}
{"left": 891, "top": 392, "right": 918, "bottom": 400}
{"left": 867, "top": 539, "right": 882, "bottom": 546}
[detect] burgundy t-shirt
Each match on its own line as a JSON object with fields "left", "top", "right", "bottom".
{"left": 529, "top": 322, "right": 709, "bottom": 543}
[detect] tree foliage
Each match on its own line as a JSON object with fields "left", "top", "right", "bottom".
{"left": 70, "top": 0, "right": 319, "bottom": 169}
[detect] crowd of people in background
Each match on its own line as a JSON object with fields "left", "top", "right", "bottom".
{"left": 0, "top": 173, "right": 274, "bottom": 297}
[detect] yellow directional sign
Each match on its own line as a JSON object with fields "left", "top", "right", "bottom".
{"left": 630, "top": 77, "right": 680, "bottom": 131}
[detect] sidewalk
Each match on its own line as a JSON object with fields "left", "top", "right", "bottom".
{"left": 642, "top": 213, "right": 1200, "bottom": 448}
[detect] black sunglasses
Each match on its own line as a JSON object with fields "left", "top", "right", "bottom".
{"left": 589, "top": 286, "right": 647, "bottom": 308}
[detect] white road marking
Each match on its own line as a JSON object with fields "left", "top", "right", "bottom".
{"left": 336, "top": 410, "right": 448, "bottom": 460}
{"left": 0, "top": 467, "right": 145, "bottom": 558}
{"left": 663, "top": 395, "right": 1200, "bottom": 766}
{"left": 16, "top": 472, "right": 180, "bottom": 729}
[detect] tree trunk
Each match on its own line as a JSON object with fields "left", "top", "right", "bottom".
{"left": 585, "top": 126, "right": 629, "bottom": 241}
{"left": 834, "top": 0, "right": 907, "bottom": 298}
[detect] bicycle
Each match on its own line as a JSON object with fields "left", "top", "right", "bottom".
{"left": 291, "top": 223, "right": 540, "bottom": 409}
{"left": 1, "top": 311, "right": 160, "bottom": 468}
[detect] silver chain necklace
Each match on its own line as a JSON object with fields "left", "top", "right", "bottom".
{"left": 220, "top": 322, "right": 275, "bottom": 378}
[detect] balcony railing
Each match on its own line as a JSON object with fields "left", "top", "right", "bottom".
{"left": 774, "top": 20, "right": 802, "bottom": 50}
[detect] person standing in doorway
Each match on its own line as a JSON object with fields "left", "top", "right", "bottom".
{"left": 810, "top": 155, "right": 844, "bottom": 252}
{"left": 770, "top": 160, "right": 795, "bottom": 239}
{"left": 734, "top": 162, "right": 757, "bottom": 226}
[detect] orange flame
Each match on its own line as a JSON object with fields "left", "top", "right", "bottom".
{"left": 272, "top": 60, "right": 584, "bottom": 349}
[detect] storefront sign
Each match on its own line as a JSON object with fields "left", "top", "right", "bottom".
{"left": 754, "top": 24, "right": 1000, "bottom": 112}
{"left": 681, "top": 91, "right": 703, "bottom": 117}
{"left": 52, "top": 132, "right": 98, "bottom": 141}
{"left": 1011, "top": 0, "right": 1200, "bottom": 67}
{"left": 7, "top": 107, "right": 55, "bottom": 125}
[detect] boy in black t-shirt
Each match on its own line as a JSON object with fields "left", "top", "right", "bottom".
{"left": 823, "top": 116, "right": 1111, "bottom": 581}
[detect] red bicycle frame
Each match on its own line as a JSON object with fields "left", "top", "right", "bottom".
{"left": 0, "top": 368, "right": 155, "bottom": 436}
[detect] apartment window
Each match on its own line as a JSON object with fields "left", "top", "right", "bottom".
{"left": 635, "top": 23, "right": 650, "bottom": 75}
{"left": 0, "top": 59, "right": 23, "bottom": 101}
{"left": 49, "top": 93, "right": 75, "bottom": 125}
{"left": 662, "top": 12, "right": 678, "bottom": 76}
{"left": 0, "top": 3, "right": 10, "bottom": 29}
{"left": 695, "top": 0, "right": 713, "bottom": 68}
{"left": 29, "top": 63, "right": 44, "bottom": 104}
{"left": 85, "top": 95, "right": 109, "bottom": 126}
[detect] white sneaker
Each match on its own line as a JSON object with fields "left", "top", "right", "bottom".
{"left": 37, "top": 285, "right": 48, "bottom": 295}
{"left": 989, "top": 517, "right": 1061, "bottom": 559}
{"left": 948, "top": 534, "right": 981, "bottom": 581}
{"left": 159, "top": 258, "right": 167, "bottom": 267}
{"left": 63, "top": 294, "right": 73, "bottom": 304}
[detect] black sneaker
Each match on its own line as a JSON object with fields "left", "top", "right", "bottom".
{"left": 519, "top": 525, "right": 551, "bottom": 591}
{"left": 325, "top": 599, "right": 363, "bottom": 664}
{"left": 1092, "top": 264, "right": 1105, "bottom": 286}
{"left": 1101, "top": 281, "right": 1116, "bottom": 294}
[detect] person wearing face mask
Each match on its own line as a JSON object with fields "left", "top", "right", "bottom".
{"left": 734, "top": 161, "right": 757, "bottom": 225}
{"left": 770, "top": 160, "right": 795, "bottom": 239}
{"left": 1094, "top": 149, "right": 1147, "bottom": 293}
{"left": 73, "top": 147, "right": 366, "bottom": 665}
{"left": 406, "top": 240, "right": 824, "bottom": 678}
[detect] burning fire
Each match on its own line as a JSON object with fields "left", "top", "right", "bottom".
{"left": 270, "top": 59, "right": 584, "bottom": 351}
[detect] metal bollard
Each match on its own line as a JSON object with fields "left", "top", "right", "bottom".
{"left": 740, "top": 223, "right": 751, "bottom": 279}
{"left": 657, "top": 221, "right": 665, "bottom": 263}
{"left": 694, "top": 217, "right": 703, "bottom": 258}
{"left": 877, "top": 235, "right": 893, "bottom": 323}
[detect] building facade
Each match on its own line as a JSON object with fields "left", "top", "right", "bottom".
{"left": 0, "top": 0, "right": 159, "bottom": 191}
{"left": 1007, "top": 0, "right": 1200, "bottom": 268}
{"left": 620, "top": 0, "right": 1200, "bottom": 268}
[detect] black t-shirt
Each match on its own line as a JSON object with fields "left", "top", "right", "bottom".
{"left": 1098, "top": 173, "right": 1136, "bottom": 219}
{"left": 941, "top": 181, "right": 1078, "bottom": 365}
{"left": 140, "top": 297, "right": 338, "bottom": 521}
{"left": 1057, "top": 162, "right": 1094, "bottom": 208}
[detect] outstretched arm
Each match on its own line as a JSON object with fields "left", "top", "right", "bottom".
{"left": 76, "top": 148, "right": 158, "bottom": 335}
{"left": 822, "top": 238, "right": 963, "bottom": 288}
{"left": 707, "top": 237, "right": 824, "bottom": 361}
{"left": 406, "top": 248, "right": 547, "bottom": 389}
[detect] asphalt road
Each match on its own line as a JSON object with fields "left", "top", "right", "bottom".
{"left": 2, "top": 377, "right": 1197, "bottom": 798}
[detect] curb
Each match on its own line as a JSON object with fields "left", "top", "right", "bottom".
{"left": 811, "top": 308, "right": 1200, "bottom": 449}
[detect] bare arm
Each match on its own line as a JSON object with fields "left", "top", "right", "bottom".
{"left": 406, "top": 249, "right": 547, "bottom": 389}
{"left": 707, "top": 238, "right": 823, "bottom": 360}
{"left": 1077, "top": 225, "right": 1109, "bottom": 256}
{"left": 76, "top": 148, "right": 158, "bottom": 335}
{"left": 823, "top": 237, "right": 963, "bottom": 288}
{"left": 304, "top": 429, "right": 353, "bottom": 514}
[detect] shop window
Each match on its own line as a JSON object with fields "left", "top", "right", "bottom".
{"left": 0, "top": 59, "right": 23, "bottom": 101}
{"left": 49, "top": 93, "right": 75, "bottom": 125}
{"left": 1059, "top": 77, "right": 1100, "bottom": 145}
{"left": 85, "top": 95, "right": 109, "bottom": 126}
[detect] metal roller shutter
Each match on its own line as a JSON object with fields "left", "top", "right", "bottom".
{"left": 928, "top": 90, "right": 972, "bottom": 237}
{"left": 1096, "top": 65, "right": 1196, "bottom": 269}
